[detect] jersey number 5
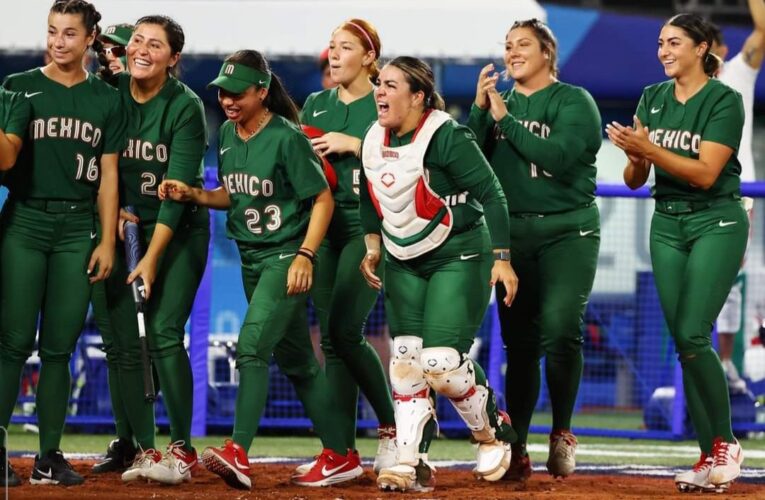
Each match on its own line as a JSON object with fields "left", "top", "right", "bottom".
{"left": 245, "top": 205, "right": 282, "bottom": 234}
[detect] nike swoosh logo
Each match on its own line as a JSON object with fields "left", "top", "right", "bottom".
{"left": 234, "top": 456, "right": 249, "bottom": 471}
{"left": 579, "top": 230, "right": 594, "bottom": 236}
{"left": 178, "top": 461, "right": 193, "bottom": 474}
{"left": 312, "top": 110, "right": 328, "bottom": 117}
{"left": 460, "top": 253, "right": 480, "bottom": 260}
{"left": 719, "top": 220, "right": 738, "bottom": 227}
{"left": 279, "top": 253, "right": 296, "bottom": 260}
{"left": 258, "top": 80, "right": 267, "bottom": 85}
{"left": 321, "top": 463, "right": 347, "bottom": 477}
{"left": 25, "top": 91, "right": 43, "bottom": 98}
{"left": 90, "top": 231, "right": 97, "bottom": 239}
{"left": 220, "top": 147, "right": 232, "bottom": 155}
{"left": 650, "top": 106, "right": 662, "bottom": 114}
{"left": 36, "top": 468, "right": 53, "bottom": 478}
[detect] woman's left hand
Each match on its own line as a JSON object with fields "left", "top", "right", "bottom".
{"left": 88, "top": 241, "right": 115, "bottom": 283}
{"left": 286, "top": 254, "right": 313, "bottom": 295}
{"left": 127, "top": 255, "right": 158, "bottom": 300}
{"left": 606, "top": 116, "right": 652, "bottom": 158}
{"left": 490, "top": 260, "right": 519, "bottom": 306}
{"left": 310, "top": 132, "right": 361, "bottom": 157}
{"left": 484, "top": 83, "right": 509, "bottom": 122}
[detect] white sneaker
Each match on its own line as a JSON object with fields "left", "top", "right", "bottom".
{"left": 547, "top": 430, "right": 577, "bottom": 478}
{"left": 709, "top": 438, "right": 743, "bottom": 486}
{"left": 144, "top": 441, "right": 198, "bottom": 485}
{"left": 373, "top": 425, "right": 397, "bottom": 475}
{"left": 122, "top": 447, "right": 162, "bottom": 482}
{"left": 473, "top": 440, "right": 511, "bottom": 481}
{"left": 675, "top": 453, "right": 729, "bottom": 493}
{"left": 377, "top": 460, "right": 435, "bottom": 492}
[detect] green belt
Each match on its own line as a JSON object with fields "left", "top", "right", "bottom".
{"left": 16, "top": 198, "right": 93, "bottom": 214}
{"left": 654, "top": 195, "right": 740, "bottom": 215}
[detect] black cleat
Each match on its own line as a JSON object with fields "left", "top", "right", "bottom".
{"left": 0, "top": 447, "right": 21, "bottom": 487}
{"left": 92, "top": 438, "right": 137, "bottom": 474}
{"left": 30, "top": 450, "right": 85, "bottom": 486}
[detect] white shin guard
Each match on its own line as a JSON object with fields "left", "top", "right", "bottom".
{"left": 421, "top": 347, "right": 510, "bottom": 481}
{"left": 390, "top": 336, "right": 435, "bottom": 466}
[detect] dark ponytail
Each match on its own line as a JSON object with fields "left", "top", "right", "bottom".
{"left": 49, "top": 0, "right": 102, "bottom": 53}
{"left": 225, "top": 50, "right": 300, "bottom": 124}
{"left": 666, "top": 13, "right": 721, "bottom": 76}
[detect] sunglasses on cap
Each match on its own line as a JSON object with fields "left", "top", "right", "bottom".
{"left": 102, "top": 46, "right": 126, "bottom": 58}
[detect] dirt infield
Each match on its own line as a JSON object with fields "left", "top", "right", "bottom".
{"left": 4, "top": 459, "right": 762, "bottom": 499}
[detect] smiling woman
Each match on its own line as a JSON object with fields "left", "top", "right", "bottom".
{"left": 0, "top": 0, "right": 126, "bottom": 488}
{"left": 101, "top": 14, "right": 211, "bottom": 487}
{"left": 605, "top": 13, "right": 748, "bottom": 493}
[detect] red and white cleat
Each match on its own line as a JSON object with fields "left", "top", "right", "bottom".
{"left": 291, "top": 448, "right": 363, "bottom": 487}
{"left": 144, "top": 441, "right": 198, "bottom": 485}
{"left": 202, "top": 439, "right": 251, "bottom": 490}
{"left": 121, "top": 447, "right": 162, "bottom": 483}
{"left": 709, "top": 437, "right": 744, "bottom": 487}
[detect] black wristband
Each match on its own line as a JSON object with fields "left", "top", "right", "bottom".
{"left": 296, "top": 248, "right": 316, "bottom": 263}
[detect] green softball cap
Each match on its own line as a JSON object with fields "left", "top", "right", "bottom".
{"left": 100, "top": 24, "right": 133, "bottom": 46}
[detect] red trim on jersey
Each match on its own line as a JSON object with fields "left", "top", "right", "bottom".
{"left": 301, "top": 124, "right": 337, "bottom": 191}
{"left": 383, "top": 109, "right": 434, "bottom": 146}
{"left": 393, "top": 388, "right": 430, "bottom": 402}
{"left": 367, "top": 180, "right": 383, "bottom": 218}
{"left": 415, "top": 177, "right": 451, "bottom": 225}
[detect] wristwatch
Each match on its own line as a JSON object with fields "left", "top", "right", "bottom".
{"left": 493, "top": 250, "right": 511, "bottom": 262}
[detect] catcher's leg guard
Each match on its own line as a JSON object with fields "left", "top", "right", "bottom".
{"left": 421, "top": 347, "right": 511, "bottom": 481}
{"left": 389, "top": 336, "right": 435, "bottom": 466}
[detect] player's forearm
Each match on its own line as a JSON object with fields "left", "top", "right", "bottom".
{"left": 750, "top": 0, "right": 765, "bottom": 33}
{"left": 97, "top": 156, "right": 119, "bottom": 245}
{"left": 144, "top": 223, "right": 174, "bottom": 261}
{"left": 0, "top": 132, "right": 21, "bottom": 170}
{"left": 644, "top": 144, "right": 724, "bottom": 190}
{"left": 623, "top": 159, "right": 651, "bottom": 190}
{"left": 300, "top": 188, "right": 334, "bottom": 253}
{"left": 193, "top": 186, "right": 231, "bottom": 209}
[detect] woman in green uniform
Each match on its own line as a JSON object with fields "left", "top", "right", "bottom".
{"left": 0, "top": 0, "right": 124, "bottom": 487}
{"left": 160, "top": 50, "right": 362, "bottom": 491}
{"left": 360, "top": 56, "right": 518, "bottom": 493}
{"left": 106, "top": 16, "right": 210, "bottom": 487}
{"left": 607, "top": 13, "right": 746, "bottom": 493}
{"left": 298, "top": 18, "right": 396, "bottom": 481}
{"left": 467, "top": 19, "right": 602, "bottom": 480}
{"left": 0, "top": 74, "right": 32, "bottom": 492}
{"left": 90, "top": 21, "right": 136, "bottom": 476}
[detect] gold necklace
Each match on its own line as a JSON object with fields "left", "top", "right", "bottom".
{"left": 237, "top": 109, "right": 271, "bottom": 140}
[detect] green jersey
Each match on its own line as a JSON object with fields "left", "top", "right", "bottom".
{"left": 217, "top": 114, "right": 328, "bottom": 246}
{"left": 360, "top": 119, "right": 510, "bottom": 249}
{"left": 3, "top": 68, "right": 126, "bottom": 201}
{"left": 0, "top": 88, "right": 31, "bottom": 139}
{"left": 117, "top": 73, "right": 207, "bottom": 229}
{"left": 300, "top": 88, "right": 376, "bottom": 207}
{"left": 635, "top": 78, "right": 744, "bottom": 202}
{"left": 467, "top": 82, "right": 601, "bottom": 214}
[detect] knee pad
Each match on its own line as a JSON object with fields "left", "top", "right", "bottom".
{"left": 421, "top": 347, "right": 495, "bottom": 443}
{"left": 390, "top": 336, "right": 434, "bottom": 466}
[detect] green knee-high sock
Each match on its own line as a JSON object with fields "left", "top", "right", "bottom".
{"left": 324, "top": 355, "right": 359, "bottom": 449}
{"left": 107, "top": 363, "right": 133, "bottom": 441}
{"left": 154, "top": 351, "right": 193, "bottom": 449}
{"left": 337, "top": 340, "right": 395, "bottom": 426}
{"left": 290, "top": 368, "right": 350, "bottom": 454}
{"left": 0, "top": 360, "right": 25, "bottom": 447}
{"left": 36, "top": 361, "right": 70, "bottom": 455}
{"left": 117, "top": 367, "right": 155, "bottom": 450}
{"left": 545, "top": 349, "right": 583, "bottom": 431}
{"left": 680, "top": 348, "right": 734, "bottom": 443}
{"left": 683, "top": 369, "right": 714, "bottom": 453}
{"left": 418, "top": 389, "right": 437, "bottom": 456}
{"left": 505, "top": 350, "right": 541, "bottom": 444}
{"left": 231, "top": 364, "right": 270, "bottom": 452}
